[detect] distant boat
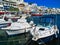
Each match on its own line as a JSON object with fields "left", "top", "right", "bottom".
{"left": 31, "top": 12, "right": 42, "bottom": 16}
{"left": 31, "top": 13, "right": 42, "bottom": 16}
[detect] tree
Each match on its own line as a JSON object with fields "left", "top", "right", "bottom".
{"left": 8, "top": 6, "right": 19, "bottom": 11}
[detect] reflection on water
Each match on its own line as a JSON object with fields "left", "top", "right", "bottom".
{"left": 0, "top": 30, "right": 32, "bottom": 45}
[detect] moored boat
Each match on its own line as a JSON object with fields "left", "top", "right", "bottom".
{"left": 30, "top": 16, "right": 59, "bottom": 44}
{"left": 1, "top": 16, "right": 32, "bottom": 35}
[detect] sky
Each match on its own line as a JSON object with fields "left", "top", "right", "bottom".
{"left": 24, "top": 0, "right": 60, "bottom": 8}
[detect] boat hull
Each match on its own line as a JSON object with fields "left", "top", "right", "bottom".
{"left": 37, "top": 35, "right": 54, "bottom": 43}
{"left": 6, "top": 29, "right": 30, "bottom": 35}
{"left": 6, "top": 30, "right": 25, "bottom": 35}
{"left": 31, "top": 26, "right": 59, "bottom": 44}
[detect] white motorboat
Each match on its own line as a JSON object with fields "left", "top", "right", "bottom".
{"left": 1, "top": 17, "right": 32, "bottom": 35}
{"left": 31, "top": 25, "right": 59, "bottom": 40}
{"left": 30, "top": 16, "right": 59, "bottom": 44}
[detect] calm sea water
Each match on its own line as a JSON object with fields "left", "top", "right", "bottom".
{"left": 0, "top": 14, "right": 60, "bottom": 45}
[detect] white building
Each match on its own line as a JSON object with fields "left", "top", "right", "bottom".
{"left": 5, "top": 0, "right": 24, "bottom": 3}
{"left": 0, "top": 0, "right": 2, "bottom": 2}
{"left": 0, "top": 0, "right": 4, "bottom": 10}
{"left": 0, "top": 4, "right": 4, "bottom": 10}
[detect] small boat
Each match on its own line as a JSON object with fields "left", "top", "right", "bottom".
{"left": 30, "top": 17, "right": 59, "bottom": 44}
{"left": 1, "top": 17, "right": 32, "bottom": 35}
{"left": 31, "top": 12, "right": 42, "bottom": 16}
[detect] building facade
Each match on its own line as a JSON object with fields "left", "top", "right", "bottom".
{"left": 5, "top": 0, "right": 24, "bottom": 3}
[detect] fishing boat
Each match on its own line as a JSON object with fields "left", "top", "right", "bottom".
{"left": 30, "top": 16, "right": 59, "bottom": 44}
{"left": 1, "top": 16, "right": 32, "bottom": 35}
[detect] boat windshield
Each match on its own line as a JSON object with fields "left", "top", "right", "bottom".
{"left": 29, "top": 16, "right": 55, "bottom": 27}
{"left": 39, "top": 17, "right": 54, "bottom": 26}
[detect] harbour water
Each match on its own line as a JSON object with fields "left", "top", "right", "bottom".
{"left": 0, "top": 14, "right": 60, "bottom": 45}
